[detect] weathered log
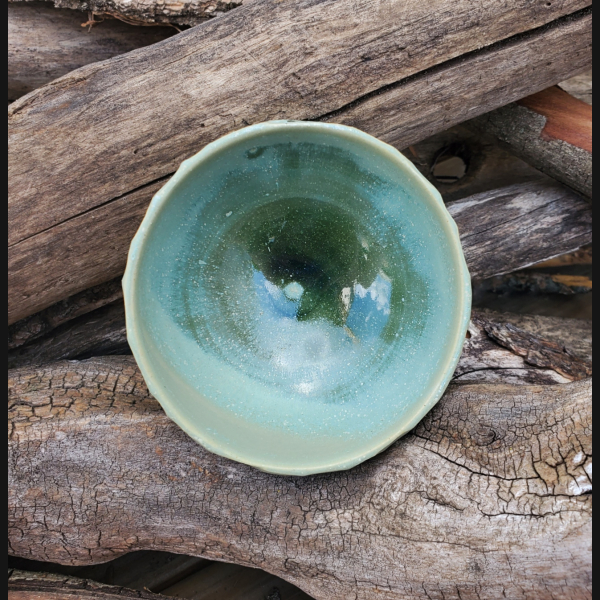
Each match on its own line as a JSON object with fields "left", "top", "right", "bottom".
{"left": 467, "top": 86, "right": 592, "bottom": 198}
{"left": 8, "top": 355, "right": 592, "bottom": 599}
{"left": 454, "top": 311, "right": 592, "bottom": 385}
{"left": 10, "top": 0, "right": 241, "bottom": 26}
{"left": 447, "top": 181, "right": 591, "bottom": 280}
{"left": 8, "top": 278, "right": 124, "bottom": 351}
{"left": 7, "top": 301, "right": 128, "bottom": 370}
{"left": 8, "top": 3, "right": 175, "bottom": 103}
{"left": 8, "top": 569, "right": 167, "bottom": 600}
{"left": 8, "top": 1, "right": 592, "bottom": 324}
{"left": 7, "top": 179, "right": 592, "bottom": 364}
{"left": 474, "top": 316, "right": 592, "bottom": 381}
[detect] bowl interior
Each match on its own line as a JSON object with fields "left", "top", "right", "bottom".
{"left": 125, "top": 122, "right": 470, "bottom": 475}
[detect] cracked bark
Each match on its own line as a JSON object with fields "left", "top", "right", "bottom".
{"left": 8, "top": 352, "right": 592, "bottom": 599}
{"left": 467, "top": 86, "right": 592, "bottom": 198}
{"left": 9, "top": 0, "right": 242, "bottom": 26}
{"left": 8, "top": 0, "right": 592, "bottom": 323}
{"left": 8, "top": 569, "right": 168, "bottom": 599}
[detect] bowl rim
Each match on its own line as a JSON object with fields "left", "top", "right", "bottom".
{"left": 123, "top": 120, "right": 472, "bottom": 476}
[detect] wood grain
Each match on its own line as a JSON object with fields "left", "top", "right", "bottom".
{"left": 8, "top": 3, "right": 175, "bottom": 102}
{"left": 8, "top": 570, "right": 167, "bottom": 600}
{"left": 7, "top": 1, "right": 592, "bottom": 324}
{"left": 467, "top": 86, "right": 593, "bottom": 197}
{"left": 10, "top": 0, "right": 242, "bottom": 26}
{"left": 447, "top": 181, "right": 592, "bottom": 280}
{"left": 8, "top": 357, "right": 592, "bottom": 599}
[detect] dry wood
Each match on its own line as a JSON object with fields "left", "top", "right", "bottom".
{"left": 9, "top": 552, "right": 212, "bottom": 593}
{"left": 7, "top": 301, "right": 128, "bottom": 370}
{"left": 8, "top": 278, "right": 123, "bottom": 351}
{"left": 10, "top": 0, "right": 241, "bottom": 26}
{"left": 8, "top": 569, "right": 167, "bottom": 600}
{"left": 8, "top": 355, "right": 592, "bottom": 599}
{"left": 8, "top": 3, "right": 175, "bottom": 103}
{"left": 8, "top": 1, "right": 592, "bottom": 324}
{"left": 467, "top": 86, "right": 593, "bottom": 198}
{"left": 7, "top": 179, "right": 592, "bottom": 364}
{"left": 475, "top": 317, "right": 592, "bottom": 381}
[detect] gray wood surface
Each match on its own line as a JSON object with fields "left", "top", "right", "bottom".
{"left": 8, "top": 569, "right": 168, "bottom": 599}
{"left": 8, "top": 1, "right": 592, "bottom": 324}
{"left": 8, "top": 355, "right": 591, "bottom": 599}
{"left": 8, "top": 3, "right": 175, "bottom": 102}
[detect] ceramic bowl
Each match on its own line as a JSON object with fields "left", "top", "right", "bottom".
{"left": 123, "top": 121, "right": 471, "bottom": 475}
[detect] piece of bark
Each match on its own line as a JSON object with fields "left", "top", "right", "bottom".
{"left": 7, "top": 2, "right": 593, "bottom": 324}
{"left": 7, "top": 301, "right": 129, "bottom": 370}
{"left": 8, "top": 357, "right": 592, "bottom": 599}
{"left": 9, "top": 552, "right": 210, "bottom": 594}
{"left": 8, "top": 569, "right": 168, "bottom": 600}
{"left": 480, "top": 320, "right": 592, "bottom": 381}
{"left": 8, "top": 277, "right": 123, "bottom": 351}
{"left": 8, "top": 3, "right": 176, "bottom": 103}
{"left": 7, "top": 179, "right": 592, "bottom": 365}
{"left": 476, "top": 310, "right": 593, "bottom": 362}
{"left": 467, "top": 86, "right": 592, "bottom": 198}
{"left": 10, "top": 0, "right": 242, "bottom": 26}
{"left": 453, "top": 311, "right": 592, "bottom": 385}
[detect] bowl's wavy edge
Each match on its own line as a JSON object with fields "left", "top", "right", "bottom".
{"left": 122, "top": 120, "right": 472, "bottom": 476}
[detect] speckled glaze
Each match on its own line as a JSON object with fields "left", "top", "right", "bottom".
{"left": 123, "top": 121, "right": 471, "bottom": 476}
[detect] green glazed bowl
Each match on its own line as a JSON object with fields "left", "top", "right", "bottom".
{"left": 123, "top": 121, "right": 471, "bottom": 475}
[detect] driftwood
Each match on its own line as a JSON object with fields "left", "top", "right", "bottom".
{"left": 8, "top": 348, "right": 592, "bottom": 599}
{"left": 8, "top": 569, "right": 166, "bottom": 600}
{"left": 8, "top": 0, "right": 592, "bottom": 324}
{"left": 8, "top": 3, "right": 175, "bottom": 102}
{"left": 467, "top": 86, "right": 592, "bottom": 198}
{"left": 7, "top": 179, "right": 592, "bottom": 367}
{"left": 7, "top": 301, "right": 128, "bottom": 370}
{"left": 10, "top": 0, "right": 241, "bottom": 26}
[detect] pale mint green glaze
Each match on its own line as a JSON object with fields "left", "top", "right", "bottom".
{"left": 123, "top": 121, "right": 471, "bottom": 476}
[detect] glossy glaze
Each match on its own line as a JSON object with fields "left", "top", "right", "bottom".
{"left": 123, "top": 122, "right": 471, "bottom": 475}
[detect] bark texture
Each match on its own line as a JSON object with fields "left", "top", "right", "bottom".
{"left": 8, "top": 569, "right": 167, "bottom": 600}
{"left": 8, "top": 1, "right": 592, "bottom": 324}
{"left": 8, "top": 3, "right": 175, "bottom": 102}
{"left": 9, "top": 0, "right": 242, "bottom": 26}
{"left": 467, "top": 86, "right": 592, "bottom": 198}
{"left": 8, "top": 354, "right": 592, "bottom": 599}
